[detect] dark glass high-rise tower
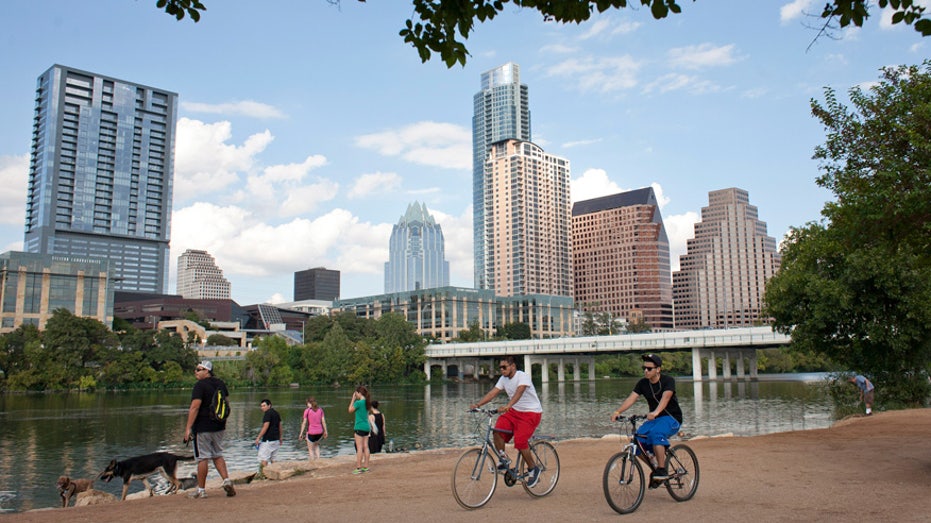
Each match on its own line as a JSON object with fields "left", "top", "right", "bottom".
{"left": 472, "top": 62, "right": 531, "bottom": 290}
{"left": 384, "top": 201, "right": 450, "bottom": 293}
{"left": 24, "top": 65, "right": 177, "bottom": 293}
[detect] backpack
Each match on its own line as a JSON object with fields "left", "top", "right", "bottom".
{"left": 208, "top": 383, "right": 230, "bottom": 422}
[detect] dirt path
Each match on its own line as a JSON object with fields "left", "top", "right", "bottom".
{"left": 10, "top": 409, "right": 931, "bottom": 522}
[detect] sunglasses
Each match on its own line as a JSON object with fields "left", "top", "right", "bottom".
{"left": 195, "top": 367, "right": 207, "bottom": 372}
{"left": 499, "top": 365, "right": 510, "bottom": 370}
{"left": 642, "top": 366, "right": 656, "bottom": 371}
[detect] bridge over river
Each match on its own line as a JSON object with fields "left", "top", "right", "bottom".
{"left": 424, "top": 326, "right": 791, "bottom": 382}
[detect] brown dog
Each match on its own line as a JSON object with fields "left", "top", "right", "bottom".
{"left": 57, "top": 476, "right": 94, "bottom": 508}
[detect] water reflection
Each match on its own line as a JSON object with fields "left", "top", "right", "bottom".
{"left": 0, "top": 375, "right": 831, "bottom": 512}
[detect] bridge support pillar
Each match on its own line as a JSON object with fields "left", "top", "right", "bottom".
{"left": 590, "top": 357, "right": 596, "bottom": 380}
{"left": 573, "top": 358, "right": 581, "bottom": 381}
{"left": 735, "top": 352, "right": 745, "bottom": 378}
{"left": 692, "top": 348, "right": 702, "bottom": 382}
{"left": 707, "top": 350, "right": 717, "bottom": 381}
{"left": 557, "top": 358, "right": 566, "bottom": 382}
{"left": 723, "top": 352, "right": 732, "bottom": 380}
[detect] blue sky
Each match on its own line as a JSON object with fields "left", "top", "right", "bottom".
{"left": 0, "top": 1, "right": 925, "bottom": 305}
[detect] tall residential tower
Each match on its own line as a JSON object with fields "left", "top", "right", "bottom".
{"left": 484, "top": 139, "right": 573, "bottom": 297}
{"left": 673, "top": 188, "right": 781, "bottom": 329}
{"left": 473, "top": 62, "right": 531, "bottom": 290}
{"left": 24, "top": 65, "right": 177, "bottom": 293}
{"left": 384, "top": 201, "right": 450, "bottom": 293}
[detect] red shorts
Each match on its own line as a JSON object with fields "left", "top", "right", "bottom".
{"left": 494, "top": 409, "right": 541, "bottom": 450}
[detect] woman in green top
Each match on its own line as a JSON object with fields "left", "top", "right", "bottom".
{"left": 348, "top": 385, "right": 372, "bottom": 474}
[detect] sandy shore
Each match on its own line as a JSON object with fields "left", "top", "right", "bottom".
{"left": 9, "top": 408, "right": 931, "bottom": 522}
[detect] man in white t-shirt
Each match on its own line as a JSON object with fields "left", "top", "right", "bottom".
{"left": 470, "top": 355, "right": 543, "bottom": 487}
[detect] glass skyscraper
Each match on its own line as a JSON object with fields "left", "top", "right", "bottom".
{"left": 24, "top": 65, "right": 177, "bottom": 294}
{"left": 384, "top": 201, "right": 450, "bottom": 293}
{"left": 472, "top": 62, "right": 531, "bottom": 290}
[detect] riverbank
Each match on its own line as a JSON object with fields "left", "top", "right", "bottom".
{"left": 8, "top": 408, "right": 931, "bottom": 522}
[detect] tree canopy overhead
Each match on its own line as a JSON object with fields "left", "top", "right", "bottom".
{"left": 156, "top": 0, "right": 931, "bottom": 67}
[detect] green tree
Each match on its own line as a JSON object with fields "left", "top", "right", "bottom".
{"left": 455, "top": 321, "right": 487, "bottom": 342}
{"left": 764, "top": 62, "right": 931, "bottom": 406}
{"left": 626, "top": 318, "right": 652, "bottom": 334}
{"left": 42, "top": 309, "right": 119, "bottom": 385}
{"left": 497, "top": 322, "right": 532, "bottom": 340}
{"left": 154, "top": 1, "right": 931, "bottom": 67}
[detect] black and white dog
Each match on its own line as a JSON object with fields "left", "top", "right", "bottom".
{"left": 98, "top": 452, "right": 195, "bottom": 500}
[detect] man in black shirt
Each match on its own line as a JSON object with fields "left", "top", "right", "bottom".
{"left": 254, "top": 399, "right": 282, "bottom": 477}
{"left": 183, "top": 360, "right": 236, "bottom": 498}
{"left": 610, "top": 354, "right": 683, "bottom": 482}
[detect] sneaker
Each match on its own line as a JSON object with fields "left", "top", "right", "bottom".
{"left": 188, "top": 489, "right": 207, "bottom": 499}
{"left": 222, "top": 479, "right": 236, "bottom": 497}
{"left": 526, "top": 467, "right": 541, "bottom": 488}
{"left": 651, "top": 467, "right": 669, "bottom": 481}
{"left": 361, "top": 467, "right": 370, "bottom": 473}
{"left": 497, "top": 458, "right": 511, "bottom": 471}
{"left": 352, "top": 468, "right": 364, "bottom": 475}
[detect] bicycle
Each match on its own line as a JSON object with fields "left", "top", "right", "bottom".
{"left": 602, "top": 415, "right": 699, "bottom": 514}
{"left": 451, "top": 408, "right": 560, "bottom": 509}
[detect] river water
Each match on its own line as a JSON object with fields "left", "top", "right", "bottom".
{"left": 0, "top": 373, "right": 832, "bottom": 512}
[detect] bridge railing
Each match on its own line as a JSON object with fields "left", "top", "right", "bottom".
{"left": 424, "top": 326, "right": 790, "bottom": 358}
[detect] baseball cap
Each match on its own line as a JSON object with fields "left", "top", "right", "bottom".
{"left": 642, "top": 354, "right": 662, "bottom": 367}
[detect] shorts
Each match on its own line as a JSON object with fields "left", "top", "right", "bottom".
{"left": 635, "top": 416, "right": 681, "bottom": 451}
{"left": 354, "top": 430, "right": 370, "bottom": 437}
{"left": 193, "top": 430, "right": 225, "bottom": 461}
{"left": 307, "top": 433, "right": 324, "bottom": 443}
{"left": 257, "top": 440, "right": 281, "bottom": 463}
{"left": 494, "top": 409, "right": 541, "bottom": 450}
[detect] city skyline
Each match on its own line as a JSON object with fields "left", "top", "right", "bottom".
{"left": 0, "top": 2, "right": 923, "bottom": 305}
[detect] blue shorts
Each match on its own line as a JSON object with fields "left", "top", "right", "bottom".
{"left": 635, "top": 416, "right": 680, "bottom": 452}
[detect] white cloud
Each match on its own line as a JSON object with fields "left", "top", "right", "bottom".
{"left": 232, "top": 155, "right": 334, "bottom": 217}
{"left": 355, "top": 121, "right": 471, "bottom": 170}
{"left": 780, "top": 0, "right": 815, "bottom": 23}
{"left": 174, "top": 117, "right": 274, "bottom": 202}
{"left": 546, "top": 56, "right": 641, "bottom": 93}
{"left": 910, "top": 41, "right": 925, "bottom": 53}
{"left": 664, "top": 211, "right": 700, "bottom": 272}
{"left": 540, "top": 43, "right": 578, "bottom": 54}
{"left": 571, "top": 169, "right": 623, "bottom": 202}
{"left": 643, "top": 73, "right": 722, "bottom": 95}
{"left": 349, "top": 172, "right": 402, "bottom": 199}
{"left": 171, "top": 205, "right": 391, "bottom": 282}
{"left": 562, "top": 138, "right": 604, "bottom": 148}
{"left": 579, "top": 16, "right": 641, "bottom": 40}
{"left": 0, "top": 154, "right": 28, "bottom": 226}
{"left": 181, "top": 100, "right": 286, "bottom": 119}
{"left": 668, "top": 43, "right": 742, "bottom": 70}
{"left": 427, "top": 206, "right": 473, "bottom": 286}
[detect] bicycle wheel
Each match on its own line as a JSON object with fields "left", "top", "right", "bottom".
{"left": 603, "top": 451, "right": 645, "bottom": 514}
{"left": 665, "top": 444, "right": 700, "bottom": 502}
{"left": 451, "top": 448, "right": 498, "bottom": 509}
{"left": 520, "top": 440, "right": 560, "bottom": 497}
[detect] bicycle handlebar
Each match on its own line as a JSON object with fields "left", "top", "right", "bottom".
{"left": 468, "top": 407, "right": 500, "bottom": 416}
{"left": 614, "top": 414, "right": 648, "bottom": 422}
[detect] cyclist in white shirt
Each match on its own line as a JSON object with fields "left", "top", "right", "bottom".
{"left": 470, "top": 355, "right": 543, "bottom": 487}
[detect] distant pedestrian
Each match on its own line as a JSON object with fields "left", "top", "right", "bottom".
{"left": 368, "top": 401, "right": 386, "bottom": 454}
{"left": 298, "top": 396, "right": 328, "bottom": 461}
{"left": 848, "top": 375, "right": 874, "bottom": 415}
{"left": 348, "top": 386, "right": 371, "bottom": 474}
{"left": 254, "top": 399, "right": 282, "bottom": 477}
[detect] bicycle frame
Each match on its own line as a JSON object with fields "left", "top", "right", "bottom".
{"left": 469, "top": 408, "right": 534, "bottom": 483}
